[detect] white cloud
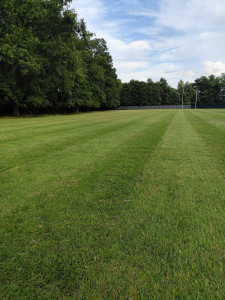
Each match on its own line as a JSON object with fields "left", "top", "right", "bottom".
{"left": 106, "top": 38, "right": 151, "bottom": 62}
{"left": 158, "top": 0, "right": 225, "bottom": 32}
{"left": 70, "top": 0, "right": 107, "bottom": 23}
{"left": 184, "top": 71, "right": 197, "bottom": 77}
{"left": 71, "top": 0, "right": 225, "bottom": 86}
{"left": 203, "top": 61, "right": 225, "bottom": 76}
{"left": 119, "top": 62, "right": 181, "bottom": 86}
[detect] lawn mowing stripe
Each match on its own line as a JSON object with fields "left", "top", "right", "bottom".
{"left": 194, "top": 110, "right": 225, "bottom": 125}
{"left": 85, "top": 109, "right": 224, "bottom": 299}
{"left": 0, "top": 111, "right": 152, "bottom": 143}
{"left": 0, "top": 110, "right": 160, "bottom": 135}
{"left": 188, "top": 109, "right": 225, "bottom": 124}
{"left": 0, "top": 111, "right": 168, "bottom": 206}
{"left": 0, "top": 110, "right": 173, "bottom": 210}
{"left": 186, "top": 110, "right": 225, "bottom": 160}
{"left": 0, "top": 111, "right": 175, "bottom": 298}
{"left": 0, "top": 111, "right": 163, "bottom": 173}
{"left": 195, "top": 109, "right": 225, "bottom": 118}
{"left": 62, "top": 110, "right": 225, "bottom": 298}
{"left": 0, "top": 112, "right": 122, "bottom": 133}
{"left": 0, "top": 111, "right": 157, "bottom": 150}
{"left": 0, "top": 111, "right": 164, "bottom": 153}
{"left": 1, "top": 110, "right": 224, "bottom": 299}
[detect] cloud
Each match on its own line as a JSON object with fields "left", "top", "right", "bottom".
{"left": 157, "top": 0, "right": 225, "bottom": 33}
{"left": 106, "top": 38, "right": 151, "bottom": 62}
{"left": 71, "top": 0, "right": 225, "bottom": 87}
{"left": 119, "top": 62, "right": 181, "bottom": 86}
{"left": 184, "top": 71, "right": 197, "bottom": 77}
{"left": 70, "top": 0, "right": 107, "bottom": 23}
{"left": 203, "top": 61, "right": 225, "bottom": 76}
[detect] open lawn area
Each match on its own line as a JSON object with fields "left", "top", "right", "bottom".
{"left": 1, "top": 110, "right": 225, "bottom": 299}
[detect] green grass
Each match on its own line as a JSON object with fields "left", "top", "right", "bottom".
{"left": 1, "top": 110, "right": 225, "bottom": 299}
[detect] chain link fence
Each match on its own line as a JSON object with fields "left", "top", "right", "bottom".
{"left": 115, "top": 105, "right": 191, "bottom": 110}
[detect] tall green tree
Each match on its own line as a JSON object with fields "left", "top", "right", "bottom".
{"left": 120, "top": 83, "right": 131, "bottom": 105}
{"left": 119, "top": 78, "right": 179, "bottom": 106}
{"left": 194, "top": 75, "right": 222, "bottom": 104}
{"left": 177, "top": 80, "right": 195, "bottom": 104}
{"left": 0, "top": 0, "right": 80, "bottom": 115}
{"left": 0, "top": 1, "right": 121, "bottom": 115}
{"left": 159, "top": 78, "right": 170, "bottom": 104}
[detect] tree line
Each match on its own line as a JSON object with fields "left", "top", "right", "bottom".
{"left": 120, "top": 78, "right": 180, "bottom": 106}
{"left": 0, "top": 0, "right": 121, "bottom": 116}
{"left": 1, "top": 1, "right": 225, "bottom": 116}
{"left": 120, "top": 74, "right": 225, "bottom": 106}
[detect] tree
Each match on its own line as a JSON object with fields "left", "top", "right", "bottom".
{"left": 184, "top": 82, "right": 195, "bottom": 104}
{"left": 120, "top": 83, "right": 131, "bottom": 105}
{"left": 194, "top": 75, "right": 222, "bottom": 104}
{"left": 75, "top": 24, "right": 121, "bottom": 110}
{"left": 177, "top": 80, "right": 195, "bottom": 104}
{"left": 0, "top": 0, "right": 80, "bottom": 116}
{"left": 0, "top": 1, "right": 121, "bottom": 115}
{"left": 177, "top": 79, "right": 184, "bottom": 104}
{"left": 219, "top": 73, "right": 225, "bottom": 103}
{"left": 158, "top": 78, "right": 169, "bottom": 104}
{"left": 119, "top": 78, "right": 180, "bottom": 106}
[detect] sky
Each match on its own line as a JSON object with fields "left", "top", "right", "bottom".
{"left": 71, "top": 0, "right": 225, "bottom": 87}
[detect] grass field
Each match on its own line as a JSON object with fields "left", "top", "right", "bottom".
{"left": 1, "top": 109, "right": 225, "bottom": 299}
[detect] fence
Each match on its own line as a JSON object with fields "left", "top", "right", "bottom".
{"left": 115, "top": 105, "right": 191, "bottom": 110}
{"left": 191, "top": 103, "right": 225, "bottom": 109}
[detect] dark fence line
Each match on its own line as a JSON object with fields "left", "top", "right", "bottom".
{"left": 116, "top": 104, "right": 225, "bottom": 110}
{"left": 115, "top": 105, "right": 191, "bottom": 110}
{"left": 191, "top": 103, "right": 225, "bottom": 109}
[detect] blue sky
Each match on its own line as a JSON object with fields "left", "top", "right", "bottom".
{"left": 71, "top": 0, "right": 225, "bottom": 87}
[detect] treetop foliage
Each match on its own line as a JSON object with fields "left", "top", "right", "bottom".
{"left": 0, "top": 0, "right": 121, "bottom": 115}
{"left": 120, "top": 74, "right": 225, "bottom": 106}
{"left": 120, "top": 78, "right": 180, "bottom": 106}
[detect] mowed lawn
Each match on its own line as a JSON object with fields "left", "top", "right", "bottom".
{"left": 1, "top": 110, "right": 225, "bottom": 299}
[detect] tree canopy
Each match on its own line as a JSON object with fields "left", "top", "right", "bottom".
{"left": 0, "top": 0, "right": 121, "bottom": 115}
{"left": 120, "top": 78, "right": 180, "bottom": 106}
{"left": 119, "top": 75, "right": 225, "bottom": 107}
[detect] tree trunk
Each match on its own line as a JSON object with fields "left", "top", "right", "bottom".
{"left": 11, "top": 64, "right": 20, "bottom": 117}
{"left": 75, "top": 104, "right": 79, "bottom": 113}
{"left": 13, "top": 102, "right": 20, "bottom": 117}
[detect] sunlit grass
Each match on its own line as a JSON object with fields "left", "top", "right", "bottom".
{"left": 1, "top": 110, "right": 225, "bottom": 298}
